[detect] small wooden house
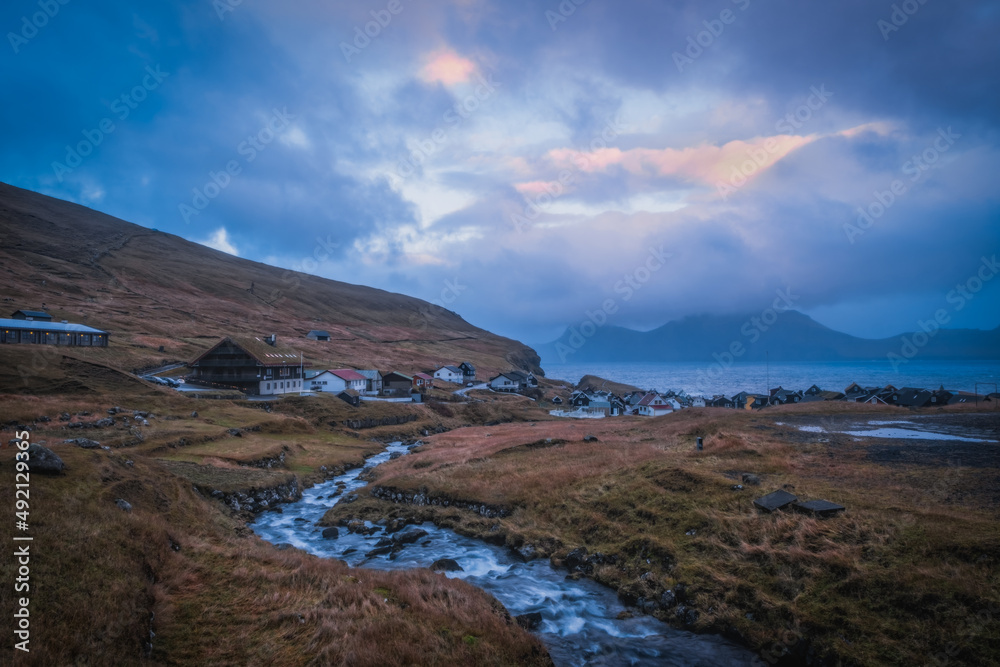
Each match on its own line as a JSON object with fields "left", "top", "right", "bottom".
{"left": 337, "top": 389, "right": 361, "bottom": 407}
{"left": 381, "top": 372, "right": 413, "bottom": 397}
{"left": 413, "top": 373, "right": 435, "bottom": 391}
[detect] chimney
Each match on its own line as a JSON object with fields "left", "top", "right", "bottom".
{"left": 265, "top": 334, "right": 277, "bottom": 346}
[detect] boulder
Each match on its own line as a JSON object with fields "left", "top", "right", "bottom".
{"left": 27, "top": 444, "right": 65, "bottom": 475}
{"left": 394, "top": 528, "right": 428, "bottom": 545}
{"left": 384, "top": 517, "right": 412, "bottom": 533}
{"left": 659, "top": 590, "right": 677, "bottom": 609}
{"left": 94, "top": 417, "right": 115, "bottom": 428}
{"left": 583, "top": 434, "right": 599, "bottom": 442}
{"left": 365, "top": 545, "right": 393, "bottom": 558}
{"left": 66, "top": 438, "right": 101, "bottom": 449}
{"left": 675, "top": 605, "right": 698, "bottom": 626}
{"left": 430, "top": 558, "right": 463, "bottom": 572}
{"left": 741, "top": 473, "right": 762, "bottom": 486}
{"left": 516, "top": 543, "right": 538, "bottom": 561}
{"left": 115, "top": 498, "right": 133, "bottom": 512}
{"left": 565, "top": 547, "right": 589, "bottom": 572}
{"left": 638, "top": 597, "right": 659, "bottom": 615}
{"left": 514, "top": 612, "right": 543, "bottom": 631}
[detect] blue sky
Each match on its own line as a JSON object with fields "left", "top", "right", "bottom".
{"left": 2, "top": 0, "right": 998, "bottom": 343}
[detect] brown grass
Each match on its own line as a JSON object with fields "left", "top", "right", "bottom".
{"left": 0, "top": 399, "right": 551, "bottom": 666}
{"left": 331, "top": 405, "right": 1000, "bottom": 665}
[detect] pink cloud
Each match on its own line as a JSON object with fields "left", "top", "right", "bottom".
{"left": 514, "top": 180, "right": 567, "bottom": 196}
{"left": 544, "top": 124, "right": 880, "bottom": 192}
{"left": 419, "top": 49, "right": 477, "bottom": 86}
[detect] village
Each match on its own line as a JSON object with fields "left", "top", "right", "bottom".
{"left": 559, "top": 380, "right": 994, "bottom": 418}
{"left": 5, "top": 308, "right": 994, "bottom": 417}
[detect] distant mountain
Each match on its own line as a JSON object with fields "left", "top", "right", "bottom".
{"left": 536, "top": 311, "right": 1000, "bottom": 366}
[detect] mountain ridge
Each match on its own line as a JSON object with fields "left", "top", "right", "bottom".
{"left": 536, "top": 310, "right": 1000, "bottom": 366}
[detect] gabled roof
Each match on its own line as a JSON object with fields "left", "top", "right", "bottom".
{"left": 331, "top": 369, "right": 366, "bottom": 382}
{"left": 637, "top": 392, "right": 661, "bottom": 407}
{"left": 190, "top": 336, "right": 302, "bottom": 367}
{"left": 307, "top": 329, "right": 330, "bottom": 337}
{"left": 437, "top": 365, "right": 463, "bottom": 374}
{"left": 356, "top": 370, "right": 381, "bottom": 380}
{"left": 492, "top": 371, "right": 528, "bottom": 382}
{"left": 382, "top": 371, "right": 413, "bottom": 381}
{"left": 12, "top": 309, "right": 52, "bottom": 319}
{"left": 414, "top": 372, "right": 434, "bottom": 381}
{"left": 896, "top": 388, "right": 933, "bottom": 407}
{"left": 459, "top": 361, "right": 476, "bottom": 370}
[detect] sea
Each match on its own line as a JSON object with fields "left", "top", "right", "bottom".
{"left": 542, "top": 360, "right": 1000, "bottom": 397}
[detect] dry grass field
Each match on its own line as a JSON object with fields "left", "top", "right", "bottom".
{"left": 328, "top": 402, "right": 1000, "bottom": 665}
{"left": 0, "top": 385, "right": 555, "bottom": 666}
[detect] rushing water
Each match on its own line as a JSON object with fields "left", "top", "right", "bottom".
{"left": 250, "top": 442, "right": 756, "bottom": 666}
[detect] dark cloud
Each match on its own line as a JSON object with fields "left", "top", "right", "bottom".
{"left": 1, "top": 0, "right": 996, "bottom": 343}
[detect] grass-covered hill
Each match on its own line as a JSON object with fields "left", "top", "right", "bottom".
{"left": 0, "top": 181, "right": 540, "bottom": 388}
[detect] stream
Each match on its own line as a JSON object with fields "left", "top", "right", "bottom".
{"left": 250, "top": 442, "right": 756, "bottom": 666}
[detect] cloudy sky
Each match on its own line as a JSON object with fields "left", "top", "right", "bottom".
{"left": 3, "top": 0, "right": 998, "bottom": 343}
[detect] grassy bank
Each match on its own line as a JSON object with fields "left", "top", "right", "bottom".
{"left": 324, "top": 404, "right": 1000, "bottom": 665}
{"left": 0, "top": 389, "right": 553, "bottom": 665}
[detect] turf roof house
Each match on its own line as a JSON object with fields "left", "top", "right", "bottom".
{"left": 188, "top": 335, "right": 304, "bottom": 395}
{"left": 381, "top": 371, "right": 414, "bottom": 397}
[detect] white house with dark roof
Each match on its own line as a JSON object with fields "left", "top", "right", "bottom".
{"left": 433, "top": 365, "right": 464, "bottom": 383}
{"left": 489, "top": 370, "right": 537, "bottom": 393}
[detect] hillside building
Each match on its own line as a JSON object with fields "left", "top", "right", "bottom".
{"left": 188, "top": 335, "right": 304, "bottom": 395}
{"left": 0, "top": 317, "right": 108, "bottom": 346}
